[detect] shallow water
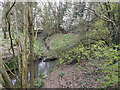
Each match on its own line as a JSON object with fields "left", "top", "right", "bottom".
{"left": 10, "top": 59, "right": 57, "bottom": 85}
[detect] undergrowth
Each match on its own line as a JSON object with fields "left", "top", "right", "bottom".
{"left": 58, "top": 40, "right": 119, "bottom": 87}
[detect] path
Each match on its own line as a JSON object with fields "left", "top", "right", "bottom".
{"left": 43, "top": 63, "right": 102, "bottom": 88}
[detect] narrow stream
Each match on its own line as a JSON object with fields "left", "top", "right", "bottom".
{"left": 10, "top": 58, "right": 57, "bottom": 85}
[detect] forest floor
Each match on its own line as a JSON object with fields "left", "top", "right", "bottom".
{"left": 43, "top": 60, "right": 104, "bottom": 88}
{"left": 43, "top": 60, "right": 118, "bottom": 88}
{"left": 39, "top": 33, "right": 118, "bottom": 88}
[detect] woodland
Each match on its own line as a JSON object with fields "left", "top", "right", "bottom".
{"left": 0, "top": 1, "right": 119, "bottom": 89}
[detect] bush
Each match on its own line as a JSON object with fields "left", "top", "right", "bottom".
{"left": 59, "top": 40, "right": 119, "bottom": 86}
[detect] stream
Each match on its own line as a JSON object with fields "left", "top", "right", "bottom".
{"left": 10, "top": 58, "right": 57, "bottom": 86}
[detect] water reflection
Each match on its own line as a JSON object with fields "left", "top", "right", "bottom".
{"left": 11, "top": 60, "right": 57, "bottom": 85}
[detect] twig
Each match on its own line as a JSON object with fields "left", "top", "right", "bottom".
{"left": 6, "top": 0, "right": 16, "bottom": 17}
{"left": 2, "top": 61, "right": 15, "bottom": 77}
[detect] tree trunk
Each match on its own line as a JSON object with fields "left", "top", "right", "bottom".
{"left": 0, "top": 51, "right": 5, "bottom": 87}
{"left": 22, "top": 3, "right": 28, "bottom": 88}
{"left": 2, "top": 28, "right": 7, "bottom": 39}
{"left": 6, "top": 1, "right": 20, "bottom": 88}
{"left": 28, "top": 2, "right": 35, "bottom": 88}
{"left": 1, "top": 51, "right": 14, "bottom": 89}
{"left": 13, "top": 5, "right": 23, "bottom": 88}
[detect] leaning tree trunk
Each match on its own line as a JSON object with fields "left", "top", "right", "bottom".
{"left": 0, "top": 51, "right": 14, "bottom": 89}
{"left": 28, "top": 2, "right": 35, "bottom": 88}
{"left": 0, "top": 51, "right": 5, "bottom": 88}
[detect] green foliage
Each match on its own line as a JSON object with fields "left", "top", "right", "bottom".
{"left": 38, "top": 72, "right": 47, "bottom": 79}
{"left": 87, "top": 19, "right": 110, "bottom": 44}
{"left": 47, "top": 34, "right": 78, "bottom": 50}
{"left": 0, "top": 73, "right": 5, "bottom": 86}
{"left": 59, "top": 40, "right": 119, "bottom": 87}
{"left": 34, "top": 72, "right": 45, "bottom": 87}
{"left": 47, "top": 69, "right": 53, "bottom": 74}
{"left": 58, "top": 42, "right": 87, "bottom": 65}
{"left": 46, "top": 33, "right": 79, "bottom": 57}
{"left": 34, "top": 78, "right": 44, "bottom": 88}
{"left": 38, "top": 72, "right": 44, "bottom": 77}
{"left": 59, "top": 72, "right": 64, "bottom": 77}
{"left": 6, "top": 61, "right": 13, "bottom": 69}
{"left": 27, "top": 83, "right": 30, "bottom": 88}
{"left": 79, "top": 82, "right": 82, "bottom": 85}
{"left": 5, "top": 55, "right": 20, "bottom": 70}
{"left": 15, "top": 30, "right": 44, "bottom": 59}
{"left": 89, "top": 41, "right": 118, "bottom": 86}
{"left": 42, "top": 75, "right": 47, "bottom": 79}
{"left": 34, "top": 39, "right": 44, "bottom": 58}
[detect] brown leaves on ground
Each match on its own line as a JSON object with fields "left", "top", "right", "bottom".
{"left": 43, "top": 61, "right": 104, "bottom": 88}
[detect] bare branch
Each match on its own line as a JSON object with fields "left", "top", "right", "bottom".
{"left": 6, "top": 0, "right": 16, "bottom": 17}
{"left": 84, "top": 5, "right": 119, "bottom": 33}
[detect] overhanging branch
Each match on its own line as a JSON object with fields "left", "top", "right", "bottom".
{"left": 84, "top": 5, "right": 119, "bottom": 33}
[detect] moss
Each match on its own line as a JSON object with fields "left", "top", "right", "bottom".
{"left": 0, "top": 74, "right": 5, "bottom": 86}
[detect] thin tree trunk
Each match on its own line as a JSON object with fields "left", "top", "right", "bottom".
{"left": 2, "top": 66, "right": 14, "bottom": 89}
{"left": 13, "top": 5, "right": 23, "bottom": 88}
{"left": 2, "top": 5, "right": 7, "bottom": 39}
{"left": 0, "top": 51, "right": 5, "bottom": 87}
{"left": 28, "top": 2, "right": 34, "bottom": 88}
{"left": 6, "top": 1, "right": 20, "bottom": 88}
{"left": 2, "top": 28, "right": 7, "bottom": 39}
{"left": 0, "top": 51, "right": 14, "bottom": 89}
{"left": 22, "top": 3, "right": 28, "bottom": 88}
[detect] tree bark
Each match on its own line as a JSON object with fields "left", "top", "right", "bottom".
{"left": 6, "top": 1, "right": 20, "bottom": 88}
{"left": 0, "top": 51, "right": 5, "bottom": 87}
{"left": 2, "top": 28, "right": 7, "bottom": 39}
{"left": 22, "top": 3, "right": 28, "bottom": 88}
{"left": 13, "top": 5, "right": 23, "bottom": 88}
{"left": 28, "top": 2, "right": 35, "bottom": 88}
{"left": 1, "top": 51, "right": 14, "bottom": 89}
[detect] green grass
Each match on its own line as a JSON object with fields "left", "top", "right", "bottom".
{"left": 31, "top": 33, "right": 85, "bottom": 58}
{"left": 47, "top": 33, "right": 78, "bottom": 50}
{"left": 45, "top": 33, "right": 80, "bottom": 57}
{"left": 34, "top": 38, "right": 44, "bottom": 58}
